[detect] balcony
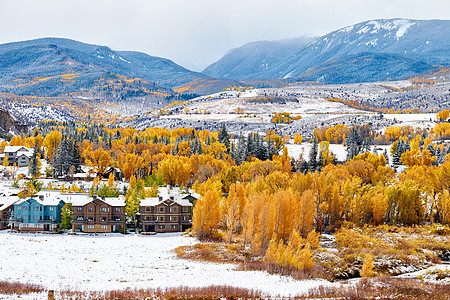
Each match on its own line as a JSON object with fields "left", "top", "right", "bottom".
{"left": 38, "top": 219, "right": 56, "bottom": 224}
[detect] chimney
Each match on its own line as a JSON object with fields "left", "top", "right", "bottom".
{"left": 93, "top": 195, "right": 97, "bottom": 200}
{"left": 39, "top": 195, "right": 44, "bottom": 201}
{"left": 101, "top": 196, "right": 106, "bottom": 200}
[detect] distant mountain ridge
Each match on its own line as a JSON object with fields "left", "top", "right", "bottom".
{"left": 0, "top": 38, "right": 221, "bottom": 98}
{"left": 204, "top": 18, "right": 450, "bottom": 83}
{"left": 202, "top": 37, "right": 315, "bottom": 79}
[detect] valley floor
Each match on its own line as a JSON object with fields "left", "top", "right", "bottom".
{"left": 0, "top": 231, "right": 334, "bottom": 298}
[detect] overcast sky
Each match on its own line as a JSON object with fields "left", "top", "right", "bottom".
{"left": 0, "top": 0, "right": 449, "bottom": 71}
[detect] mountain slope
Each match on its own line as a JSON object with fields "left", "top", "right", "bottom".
{"left": 202, "top": 37, "right": 314, "bottom": 80}
{"left": 0, "top": 38, "right": 206, "bottom": 97}
{"left": 298, "top": 52, "right": 434, "bottom": 83}
{"left": 271, "top": 19, "right": 450, "bottom": 81}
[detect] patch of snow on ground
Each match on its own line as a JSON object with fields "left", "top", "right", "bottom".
{"left": 0, "top": 232, "right": 334, "bottom": 297}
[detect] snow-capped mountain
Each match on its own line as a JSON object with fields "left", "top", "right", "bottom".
{"left": 202, "top": 37, "right": 314, "bottom": 80}
{"left": 205, "top": 19, "right": 450, "bottom": 83}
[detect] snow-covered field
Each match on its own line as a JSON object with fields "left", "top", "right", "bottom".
{"left": 0, "top": 232, "right": 334, "bottom": 297}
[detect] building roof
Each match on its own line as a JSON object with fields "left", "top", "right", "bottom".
{"left": 16, "top": 151, "right": 33, "bottom": 158}
{"left": 0, "top": 196, "right": 20, "bottom": 211}
{"left": 3, "top": 146, "right": 31, "bottom": 153}
{"left": 0, "top": 186, "right": 21, "bottom": 197}
{"left": 15, "top": 195, "right": 65, "bottom": 207}
{"left": 66, "top": 194, "right": 126, "bottom": 207}
{"left": 140, "top": 196, "right": 193, "bottom": 207}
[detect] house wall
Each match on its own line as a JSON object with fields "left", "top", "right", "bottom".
{"left": 138, "top": 202, "right": 192, "bottom": 233}
{"left": 71, "top": 198, "right": 125, "bottom": 233}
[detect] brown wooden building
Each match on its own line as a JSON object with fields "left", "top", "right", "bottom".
{"left": 71, "top": 195, "right": 126, "bottom": 233}
{"left": 138, "top": 191, "right": 194, "bottom": 233}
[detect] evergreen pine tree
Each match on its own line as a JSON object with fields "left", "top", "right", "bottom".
{"left": 29, "top": 144, "right": 39, "bottom": 177}
{"left": 346, "top": 126, "right": 365, "bottom": 160}
{"left": 309, "top": 138, "right": 318, "bottom": 172}
{"left": 218, "top": 125, "right": 230, "bottom": 153}
{"left": 383, "top": 149, "right": 390, "bottom": 166}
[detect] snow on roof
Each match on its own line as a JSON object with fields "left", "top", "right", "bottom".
{"left": 16, "top": 151, "right": 33, "bottom": 158}
{"left": 140, "top": 196, "right": 192, "bottom": 207}
{"left": 0, "top": 186, "right": 21, "bottom": 197}
{"left": 103, "top": 197, "right": 126, "bottom": 207}
{"left": 15, "top": 195, "right": 65, "bottom": 206}
{"left": 0, "top": 196, "right": 20, "bottom": 211}
{"left": 3, "top": 146, "right": 30, "bottom": 153}
{"left": 140, "top": 197, "right": 159, "bottom": 207}
{"left": 59, "top": 193, "right": 90, "bottom": 206}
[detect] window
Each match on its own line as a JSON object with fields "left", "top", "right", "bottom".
{"left": 77, "top": 207, "right": 82, "bottom": 212}
{"left": 77, "top": 216, "right": 84, "bottom": 221}
{"left": 145, "top": 207, "right": 151, "bottom": 212}
{"left": 35, "top": 224, "right": 40, "bottom": 228}
{"left": 145, "top": 216, "right": 150, "bottom": 221}
{"left": 88, "top": 217, "right": 93, "bottom": 221}
{"left": 17, "top": 215, "right": 21, "bottom": 219}
{"left": 101, "top": 225, "right": 108, "bottom": 229}
{"left": 172, "top": 207, "right": 178, "bottom": 212}
{"left": 115, "top": 207, "right": 121, "bottom": 212}
{"left": 23, "top": 206, "right": 28, "bottom": 211}
{"left": 182, "top": 207, "right": 189, "bottom": 212}
{"left": 102, "top": 217, "right": 107, "bottom": 222}
{"left": 17, "top": 206, "right": 21, "bottom": 211}
{"left": 171, "top": 225, "right": 178, "bottom": 229}
{"left": 35, "top": 207, "right": 39, "bottom": 211}
{"left": 87, "top": 225, "right": 94, "bottom": 229}
{"left": 88, "top": 206, "right": 94, "bottom": 212}
{"left": 113, "top": 217, "right": 121, "bottom": 221}
{"left": 49, "top": 207, "right": 54, "bottom": 211}
{"left": 35, "top": 216, "right": 39, "bottom": 221}
{"left": 101, "top": 207, "right": 108, "bottom": 213}
{"left": 159, "top": 207, "right": 165, "bottom": 213}
{"left": 23, "top": 216, "right": 28, "bottom": 220}
{"left": 158, "top": 225, "right": 165, "bottom": 229}
{"left": 172, "top": 216, "right": 178, "bottom": 222}
{"left": 159, "top": 216, "right": 165, "bottom": 222}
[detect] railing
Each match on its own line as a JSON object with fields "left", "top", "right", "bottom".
{"left": 38, "top": 219, "right": 56, "bottom": 223}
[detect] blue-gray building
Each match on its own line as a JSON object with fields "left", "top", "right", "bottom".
{"left": 10, "top": 194, "right": 65, "bottom": 232}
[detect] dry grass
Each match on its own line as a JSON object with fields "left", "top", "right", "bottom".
{"left": 57, "top": 285, "right": 263, "bottom": 299}
{"left": 238, "top": 260, "right": 333, "bottom": 281}
{"left": 0, "top": 280, "right": 45, "bottom": 295}
{"left": 175, "top": 243, "right": 250, "bottom": 263}
{"left": 300, "top": 277, "right": 450, "bottom": 300}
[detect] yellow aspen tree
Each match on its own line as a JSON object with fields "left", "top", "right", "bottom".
{"left": 108, "top": 172, "right": 115, "bottom": 189}
{"left": 192, "top": 190, "right": 221, "bottom": 240}
{"left": 300, "top": 242, "right": 315, "bottom": 271}
{"left": 265, "top": 237, "right": 278, "bottom": 263}
{"left": 306, "top": 229, "right": 320, "bottom": 249}
{"left": 299, "top": 190, "right": 316, "bottom": 236}
{"left": 361, "top": 253, "right": 375, "bottom": 278}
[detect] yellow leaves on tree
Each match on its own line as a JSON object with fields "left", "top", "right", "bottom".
{"left": 436, "top": 109, "right": 450, "bottom": 121}
{"left": 43, "top": 131, "right": 62, "bottom": 161}
{"left": 361, "top": 253, "right": 375, "bottom": 278}
{"left": 85, "top": 148, "right": 113, "bottom": 176}
{"left": 117, "top": 152, "right": 143, "bottom": 180}
{"left": 158, "top": 155, "right": 191, "bottom": 187}
{"left": 192, "top": 189, "right": 221, "bottom": 240}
